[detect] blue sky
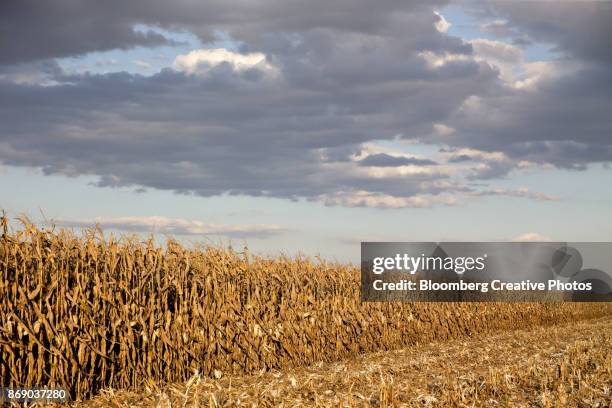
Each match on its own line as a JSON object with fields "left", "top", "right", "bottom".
{"left": 1, "top": 1, "right": 611, "bottom": 263}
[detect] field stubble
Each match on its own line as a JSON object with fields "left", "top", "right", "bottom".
{"left": 83, "top": 315, "right": 612, "bottom": 407}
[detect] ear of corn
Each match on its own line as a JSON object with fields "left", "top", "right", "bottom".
{"left": 1, "top": 217, "right": 609, "bottom": 400}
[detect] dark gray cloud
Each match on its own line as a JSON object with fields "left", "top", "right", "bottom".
{"left": 0, "top": 0, "right": 610, "bottom": 207}
{"left": 0, "top": 63, "right": 484, "bottom": 201}
{"left": 447, "top": 154, "right": 472, "bottom": 163}
{"left": 439, "top": 64, "right": 612, "bottom": 168}
{"left": 473, "top": 1, "right": 612, "bottom": 62}
{"left": 431, "top": 0, "right": 612, "bottom": 170}
{"left": 359, "top": 153, "right": 437, "bottom": 167}
{"left": 0, "top": 1, "right": 495, "bottom": 205}
{"left": 442, "top": 148, "right": 515, "bottom": 180}
{"left": 0, "top": 1, "right": 175, "bottom": 65}
{"left": 0, "top": 0, "right": 450, "bottom": 65}
{"left": 0, "top": 60, "right": 63, "bottom": 85}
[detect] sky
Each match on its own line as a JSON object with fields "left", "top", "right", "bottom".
{"left": 1, "top": 1, "right": 611, "bottom": 262}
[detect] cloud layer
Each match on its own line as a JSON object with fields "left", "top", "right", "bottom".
{"left": 0, "top": 1, "right": 610, "bottom": 208}
{"left": 53, "top": 216, "right": 283, "bottom": 238}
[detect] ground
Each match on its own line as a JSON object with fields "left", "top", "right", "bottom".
{"left": 78, "top": 315, "right": 611, "bottom": 407}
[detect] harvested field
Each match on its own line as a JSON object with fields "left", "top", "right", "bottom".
{"left": 1, "top": 218, "right": 611, "bottom": 403}
{"left": 79, "top": 316, "right": 612, "bottom": 407}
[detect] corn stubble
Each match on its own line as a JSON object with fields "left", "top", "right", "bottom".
{"left": 84, "top": 317, "right": 610, "bottom": 407}
{"left": 1, "top": 215, "right": 610, "bottom": 402}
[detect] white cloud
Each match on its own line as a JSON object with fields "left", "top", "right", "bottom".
{"left": 513, "top": 232, "right": 552, "bottom": 242}
{"left": 512, "top": 60, "right": 573, "bottom": 90}
{"left": 352, "top": 165, "right": 440, "bottom": 178}
{"left": 319, "top": 191, "right": 458, "bottom": 209}
{"left": 468, "top": 38, "right": 581, "bottom": 90}
{"left": 470, "top": 39, "right": 522, "bottom": 63}
{"left": 432, "top": 123, "right": 455, "bottom": 137}
{"left": 95, "top": 58, "right": 119, "bottom": 66}
{"left": 473, "top": 187, "right": 557, "bottom": 201}
{"left": 321, "top": 160, "right": 443, "bottom": 181}
{"left": 52, "top": 215, "right": 284, "bottom": 237}
{"left": 318, "top": 184, "right": 556, "bottom": 209}
{"left": 434, "top": 11, "right": 451, "bottom": 33}
{"left": 469, "top": 38, "right": 525, "bottom": 85}
{"left": 132, "top": 59, "right": 153, "bottom": 70}
{"left": 173, "top": 48, "right": 278, "bottom": 76}
{"left": 418, "top": 50, "right": 471, "bottom": 69}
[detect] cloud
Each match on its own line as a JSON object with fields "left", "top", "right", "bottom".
{"left": 321, "top": 186, "right": 556, "bottom": 209}
{"left": 470, "top": 39, "right": 521, "bottom": 63}
{"left": 358, "top": 153, "right": 437, "bottom": 167}
{"left": 477, "top": 1, "right": 612, "bottom": 63}
{"left": 0, "top": 2, "right": 174, "bottom": 65}
{"left": 467, "top": 38, "right": 554, "bottom": 89}
{"left": 444, "top": 148, "right": 508, "bottom": 163}
{"left": 96, "top": 58, "right": 120, "bottom": 67}
{"left": 173, "top": 48, "right": 278, "bottom": 76}
{"left": 481, "top": 19, "right": 517, "bottom": 38}
{"left": 0, "top": 3, "right": 499, "bottom": 208}
{"left": 442, "top": 148, "right": 520, "bottom": 179}
{"left": 473, "top": 187, "right": 557, "bottom": 202}
{"left": 512, "top": 232, "right": 552, "bottom": 242}
{"left": 0, "top": 1, "right": 609, "bottom": 209}
{"left": 0, "top": 60, "right": 62, "bottom": 86}
{"left": 133, "top": 60, "right": 153, "bottom": 70}
{"left": 318, "top": 191, "right": 458, "bottom": 209}
{"left": 0, "top": 0, "right": 450, "bottom": 65}
{"left": 445, "top": 3, "right": 612, "bottom": 169}
{"left": 441, "top": 63, "right": 612, "bottom": 168}
{"left": 432, "top": 123, "right": 455, "bottom": 137}
{"left": 434, "top": 11, "right": 451, "bottom": 33}
{"left": 53, "top": 216, "right": 284, "bottom": 238}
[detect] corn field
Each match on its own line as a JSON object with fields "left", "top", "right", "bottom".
{"left": 1, "top": 216, "right": 610, "bottom": 400}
